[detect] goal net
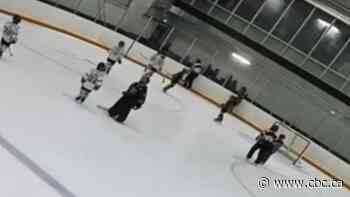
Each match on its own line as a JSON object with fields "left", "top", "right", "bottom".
{"left": 273, "top": 121, "right": 311, "bottom": 166}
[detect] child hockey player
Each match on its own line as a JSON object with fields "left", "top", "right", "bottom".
{"left": 214, "top": 86, "right": 247, "bottom": 123}
{"left": 107, "top": 76, "right": 149, "bottom": 123}
{"left": 260, "top": 134, "right": 286, "bottom": 164}
{"left": 142, "top": 52, "right": 165, "bottom": 80}
{"left": 184, "top": 59, "right": 202, "bottom": 89}
{"left": 75, "top": 62, "right": 107, "bottom": 104}
{"left": 163, "top": 68, "right": 188, "bottom": 93}
{"left": 246, "top": 124, "right": 279, "bottom": 165}
{"left": 106, "top": 41, "right": 125, "bottom": 74}
{"left": 0, "top": 15, "right": 21, "bottom": 58}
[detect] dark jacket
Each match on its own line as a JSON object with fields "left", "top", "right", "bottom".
{"left": 122, "top": 82, "right": 148, "bottom": 108}
{"left": 171, "top": 70, "right": 187, "bottom": 83}
{"left": 271, "top": 139, "right": 284, "bottom": 153}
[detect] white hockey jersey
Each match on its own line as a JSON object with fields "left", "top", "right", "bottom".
{"left": 148, "top": 54, "right": 164, "bottom": 72}
{"left": 108, "top": 45, "right": 125, "bottom": 61}
{"left": 82, "top": 69, "right": 105, "bottom": 91}
{"left": 2, "top": 21, "right": 20, "bottom": 43}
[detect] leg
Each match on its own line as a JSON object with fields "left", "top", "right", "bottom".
{"left": 108, "top": 96, "right": 129, "bottom": 117}
{"left": 106, "top": 59, "right": 116, "bottom": 74}
{"left": 246, "top": 141, "right": 262, "bottom": 159}
{"left": 214, "top": 113, "right": 224, "bottom": 122}
{"left": 184, "top": 76, "right": 191, "bottom": 88}
{"left": 261, "top": 151, "right": 273, "bottom": 164}
{"left": 75, "top": 88, "right": 90, "bottom": 103}
{"left": 255, "top": 148, "right": 269, "bottom": 165}
{"left": 187, "top": 77, "right": 194, "bottom": 89}
{"left": 214, "top": 108, "right": 226, "bottom": 122}
{"left": 106, "top": 65, "right": 112, "bottom": 74}
{"left": 0, "top": 38, "right": 10, "bottom": 58}
{"left": 115, "top": 108, "right": 132, "bottom": 123}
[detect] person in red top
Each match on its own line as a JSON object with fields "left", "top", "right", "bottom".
{"left": 214, "top": 87, "right": 247, "bottom": 123}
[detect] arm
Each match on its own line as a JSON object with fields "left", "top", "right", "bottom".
{"left": 81, "top": 72, "right": 89, "bottom": 83}
{"left": 134, "top": 88, "right": 147, "bottom": 109}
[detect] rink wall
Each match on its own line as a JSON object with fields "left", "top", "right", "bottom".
{"left": 0, "top": 0, "right": 349, "bottom": 188}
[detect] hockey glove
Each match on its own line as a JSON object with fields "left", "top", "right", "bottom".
{"left": 94, "top": 85, "right": 101, "bottom": 91}
{"left": 133, "top": 103, "right": 142, "bottom": 110}
{"left": 118, "top": 59, "right": 122, "bottom": 64}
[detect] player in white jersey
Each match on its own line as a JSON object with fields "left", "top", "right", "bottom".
{"left": 0, "top": 15, "right": 21, "bottom": 58}
{"left": 142, "top": 52, "right": 165, "bottom": 80}
{"left": 106, "top": 41, "right": 125, "bottom": 74}
{"left": 75, "top": 62, "right": 107, "bottom": 104}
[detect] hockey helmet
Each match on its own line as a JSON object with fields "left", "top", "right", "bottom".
{"left": 270, "top": 124, "right": 279, "bottom": 132}
{"left": 279, "top": 134, "right": 286, "bottom": 140}
{"left": 118, "top": 41, "right": 125, "bottom": 47}
{"left": 13, "top": 15, "right": 22, "bottom": 24}
{"left": 96, "top": 62, "right": 107, "bottom": 72}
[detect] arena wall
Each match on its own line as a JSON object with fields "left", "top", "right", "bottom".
{"left": 0, "top": 0, "right": 349, "bottom": 188}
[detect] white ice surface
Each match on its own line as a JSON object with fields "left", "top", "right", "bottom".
{"left": 0, "top": 14, "right": 348, "bottom": 196}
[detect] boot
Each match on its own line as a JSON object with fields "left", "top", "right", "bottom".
{"left": 214, "top": 113, "right": 223, "bottom": 122}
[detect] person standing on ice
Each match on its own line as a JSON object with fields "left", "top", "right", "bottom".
{"left": 246, "top": 124, "right": 278, "bottom": 165}
{"left": 0, "top": 15, "right": 21, "bottom": 58}
{"left": 163, "top": 68, "right": 188, "bottom": 93}
{"left": 142, "top": 52, "right": 165, "bottom": 80}
{"left": 183, "top": 59, "right": 203, "bottom": 89}
{"left": 75, "top": 62, "right": 107, "bottom": 104}
{"left": 214, "top": 86, "right": 247, "bottom": 123}
{"left": 105, "top": 41, "right": 125, "bottom": 74}
{"left": 107, "top": 76, "right": 149, "bottom": 123}
{"left": 260, "top": 134, "right": 286, "bottom": 164}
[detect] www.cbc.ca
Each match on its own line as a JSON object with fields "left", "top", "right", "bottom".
{"left": 258, "top": 176, "right": 344, "bottom": 189}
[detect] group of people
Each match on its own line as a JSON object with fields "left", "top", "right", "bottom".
{"left": 246, "top": 123, "right": 286, "bottom": 165}
{"left": 1, "top": 14, "right": 286, "bottom": 164}
{"left": 75, "top": 40, "right": 151, "bottom": 123}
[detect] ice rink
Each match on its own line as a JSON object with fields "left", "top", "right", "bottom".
{"left": 0, "top": 14, "right": 347, "bottom": 196}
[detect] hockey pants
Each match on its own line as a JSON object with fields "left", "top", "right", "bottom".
{"left": 184, "top": 73, "right": 198, "bottom": 89}
{"left": 246, "top": 140, "right": 264, "bottom": 159}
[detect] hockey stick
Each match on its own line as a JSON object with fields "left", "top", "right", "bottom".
{"left": 139, "top": 52, "right": 149, "bottom": 61}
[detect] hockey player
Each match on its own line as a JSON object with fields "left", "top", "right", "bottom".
{"left": 75, "top": 62, "right": 107, "bottom": 104}
{"left": 214, "top": 86, "right": 247, "bottom": 123}
{"left": 246, "top": 124, "right": 279, "bottom": 165}
{"left": 0, "top": 15, "right": 21, "bottom": 58}
{"left": 184, "top": 59, "right": 203, "bottom": 89}
{"left": 107, "top": 76, "right": 149, "bottom": 123}
{"left": 163, "top": 68, "right": 188, "bottom": 93}
{"left": 142, "top": 52, "right": 165, "bottom": 80}
{"left": 105, "top": 41, "right": 125, "bottom": 74}
{"left": 260, "top": 134, "right": 286, "bottom": 164}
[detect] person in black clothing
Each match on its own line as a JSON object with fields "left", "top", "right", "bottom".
{"left": 163, "top": 68, "right": 188, "bottom": 93}
{"left": 107, "top": 76, "right": 149, "bottom": 123}
{"left": 184, "top": 59, "right": 202, "bottom": 89}
{"left": 261, "top": 134, "right": 286, "bottom": 164}
{"left": 214, "top": 86, "right": 247, "bottom": 123}
{"left": 246, "top": 124, "right": 279, "bottom": 165}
